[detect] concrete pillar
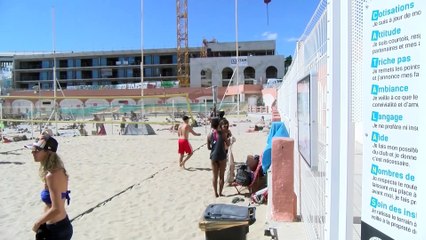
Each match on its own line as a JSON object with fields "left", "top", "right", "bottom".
{"left": 240, "top": 93, "right": 245, "bottom": 102}
{"left": 271, "top": 137, "right": 297, "bottom": 222}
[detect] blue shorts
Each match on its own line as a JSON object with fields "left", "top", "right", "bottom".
{"left": 45, "top": 215, "right": 73, "bottom": 240}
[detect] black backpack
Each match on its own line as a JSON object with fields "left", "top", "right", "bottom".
{"left": 235, "top": 165, "right": 252, "bottom": 186}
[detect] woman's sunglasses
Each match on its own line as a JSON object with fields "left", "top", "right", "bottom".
{"left": 32, "top": 146, "right": 43, "bottom": 152}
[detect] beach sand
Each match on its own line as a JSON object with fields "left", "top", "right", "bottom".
{"left": 0, "top": 118, "right": 271, "bottom": 240}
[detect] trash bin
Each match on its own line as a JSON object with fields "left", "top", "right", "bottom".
{"left": 199, "top": 204, "right": 256, "bottom": 240}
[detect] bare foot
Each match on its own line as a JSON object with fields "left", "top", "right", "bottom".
{"left": 215, "top": 193, "right": 219, "bottom": 198}
{"left": 219, "top": 193, "right": 225, "bottom": 197}
{"left": 182, "top": 159, "right": 189, "bottom": 166}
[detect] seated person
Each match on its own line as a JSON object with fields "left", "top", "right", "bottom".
{"left": 246, "top": 154, "right": 260, "bottom": 172}
{"left": 246, "top": 116, "right": 268, "bottom": 132}
{"left": 246, "top": 154, "right": 265, "bottom": 192}
{"left": 79, "top": 123, "right": 88, "bottom": 136}
{"left": 2, "top": 135, "right": 12, "bottom": 143}
{"left": 255, "top": 116, "right": 265, "bottom": 130}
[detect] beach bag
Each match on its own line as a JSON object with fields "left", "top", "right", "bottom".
{"left": 251, "top": 187, "right": 268, "bottom": 204}
{"left": 225, "top": 146, "right": 235, "bottom": 184}
{"left": 235, "top": 165, "right": 252, "bottom": 186}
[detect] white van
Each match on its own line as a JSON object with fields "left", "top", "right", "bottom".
{"left": 266, "top": 78, "right": 283, "bottom": 87}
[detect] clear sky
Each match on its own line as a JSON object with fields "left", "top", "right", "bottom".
{"left": 0, "top": 0, "right": 320, "bottom": 57}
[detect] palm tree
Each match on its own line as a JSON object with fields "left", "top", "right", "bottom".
{"left": 284, "top": 55, "right": 292, "bottom": 75}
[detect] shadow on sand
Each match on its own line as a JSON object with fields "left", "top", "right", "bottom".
{"left": 184, "top": 167, "right": 212, "bottom": 172}
{"left": 0, "top": 161, "right": 25, "bottom": 165}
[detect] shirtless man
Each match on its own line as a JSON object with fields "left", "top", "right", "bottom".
{"left": 178, "top": 115, "right": 201, "bottom": 168}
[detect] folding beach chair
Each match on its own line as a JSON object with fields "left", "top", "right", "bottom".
{"left": 232, "top": 156, "right": 263, "bottom": 195}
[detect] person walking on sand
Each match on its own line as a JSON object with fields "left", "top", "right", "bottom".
{"left": 207, "top": 117, "right": 230, "bottom": 197}
{"left": 120, "top": 117, "right": 126, "bottom": 135}
{"left": 25, "top": 135, "right": 73, "bottom": 240}
{"left": 93, "top": 114, "right": 100, "bottom": 133}
{"left": 178, "top": 115, "right": 201, "bottom": 168}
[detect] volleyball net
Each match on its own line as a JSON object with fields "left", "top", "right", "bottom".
{"left": 0, "top": 93, "right": 240, "bottom": 136}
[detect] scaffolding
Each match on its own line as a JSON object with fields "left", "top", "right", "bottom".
{"left": 176, "top": 0, "right": 189, "bottom": 87}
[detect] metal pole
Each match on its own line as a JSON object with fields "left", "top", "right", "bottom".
{"left": 0, "top": 99, "right": 3, "bottom": 135}
{"left": 140, "top": 0, "right": 145, "bottom": 116}
{"left": 0, "top": 99, "right": 3, "bottom": 121}
{"left": 172, "top": 99, "right": 175, "bottom": 120}
{"left": 235, "top": 0, "right": 240, "bottom": 116}
{"left": 0, "top": 79, "right": 1, "bottom": 114}
{"left": 38, "top": 82, "right": 42, "bottom": 134}
{"left": 30, "top": 102, "right": 34, "bottom": 139}
{"left": 110, "top": 101, "right": 113, "bottom": 135}
{"left": 204, "top": 99, "right": 207, "bottom": 119}
{"left": 82, "top": 103, "right": 85, "bottom": 121}
{"left": 325, "top": 0, "right": 353, "bottom": 238}
{"left": 212, "top": 85, "right": 217, "bottom": 116}
{"left": 0, "top": 84, "right": 2, "bottom": 122}
{"left": 52, "top": 6, "right": 58, "bottom": 135}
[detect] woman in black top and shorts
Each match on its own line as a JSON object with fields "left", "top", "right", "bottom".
{"left": 207, "top": 117, "right": 230, "bottom": 197}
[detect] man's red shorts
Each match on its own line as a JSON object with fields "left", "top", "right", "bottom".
{"left": 178, "top": 139, "right": 193, "bottom": 154}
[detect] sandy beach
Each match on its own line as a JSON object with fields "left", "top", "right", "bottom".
{"left": 0, "top": 117, "right": 271, "bottom": 240}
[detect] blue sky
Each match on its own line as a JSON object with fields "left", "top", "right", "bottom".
{"left": 0, "top": 0, "right": 319, "bottom": 56}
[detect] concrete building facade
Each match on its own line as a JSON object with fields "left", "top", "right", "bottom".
{"left": 2, "top": 41, "right": 283, "bottom": 117}
{"left": 190, "top": 55, "right": 285, "bottom": 88}
{"left": 10, "top": 40, "right": 284, "bottom": 95}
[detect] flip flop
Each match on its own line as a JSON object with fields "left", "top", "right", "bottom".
{"left": 231, "top": 197, "right": 245, "bottom": 204}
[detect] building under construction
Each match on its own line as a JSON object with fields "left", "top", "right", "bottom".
{"left": 10, "top": 40, "right": 283, "bottom": 91}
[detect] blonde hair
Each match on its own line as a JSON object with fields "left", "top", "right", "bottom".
{"left": 39, "top": 151, "right": 68, "bottom": 181}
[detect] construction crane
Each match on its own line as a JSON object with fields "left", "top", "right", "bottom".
{"left": 176, "top": 0, "right": 189, "bottom": 87}
{"left": 177, "top": 0, "right": 268, "bottom": 86}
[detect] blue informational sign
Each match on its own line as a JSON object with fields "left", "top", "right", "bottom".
{"left": 361, "top": 1, "right": 425, "bottom": 239}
